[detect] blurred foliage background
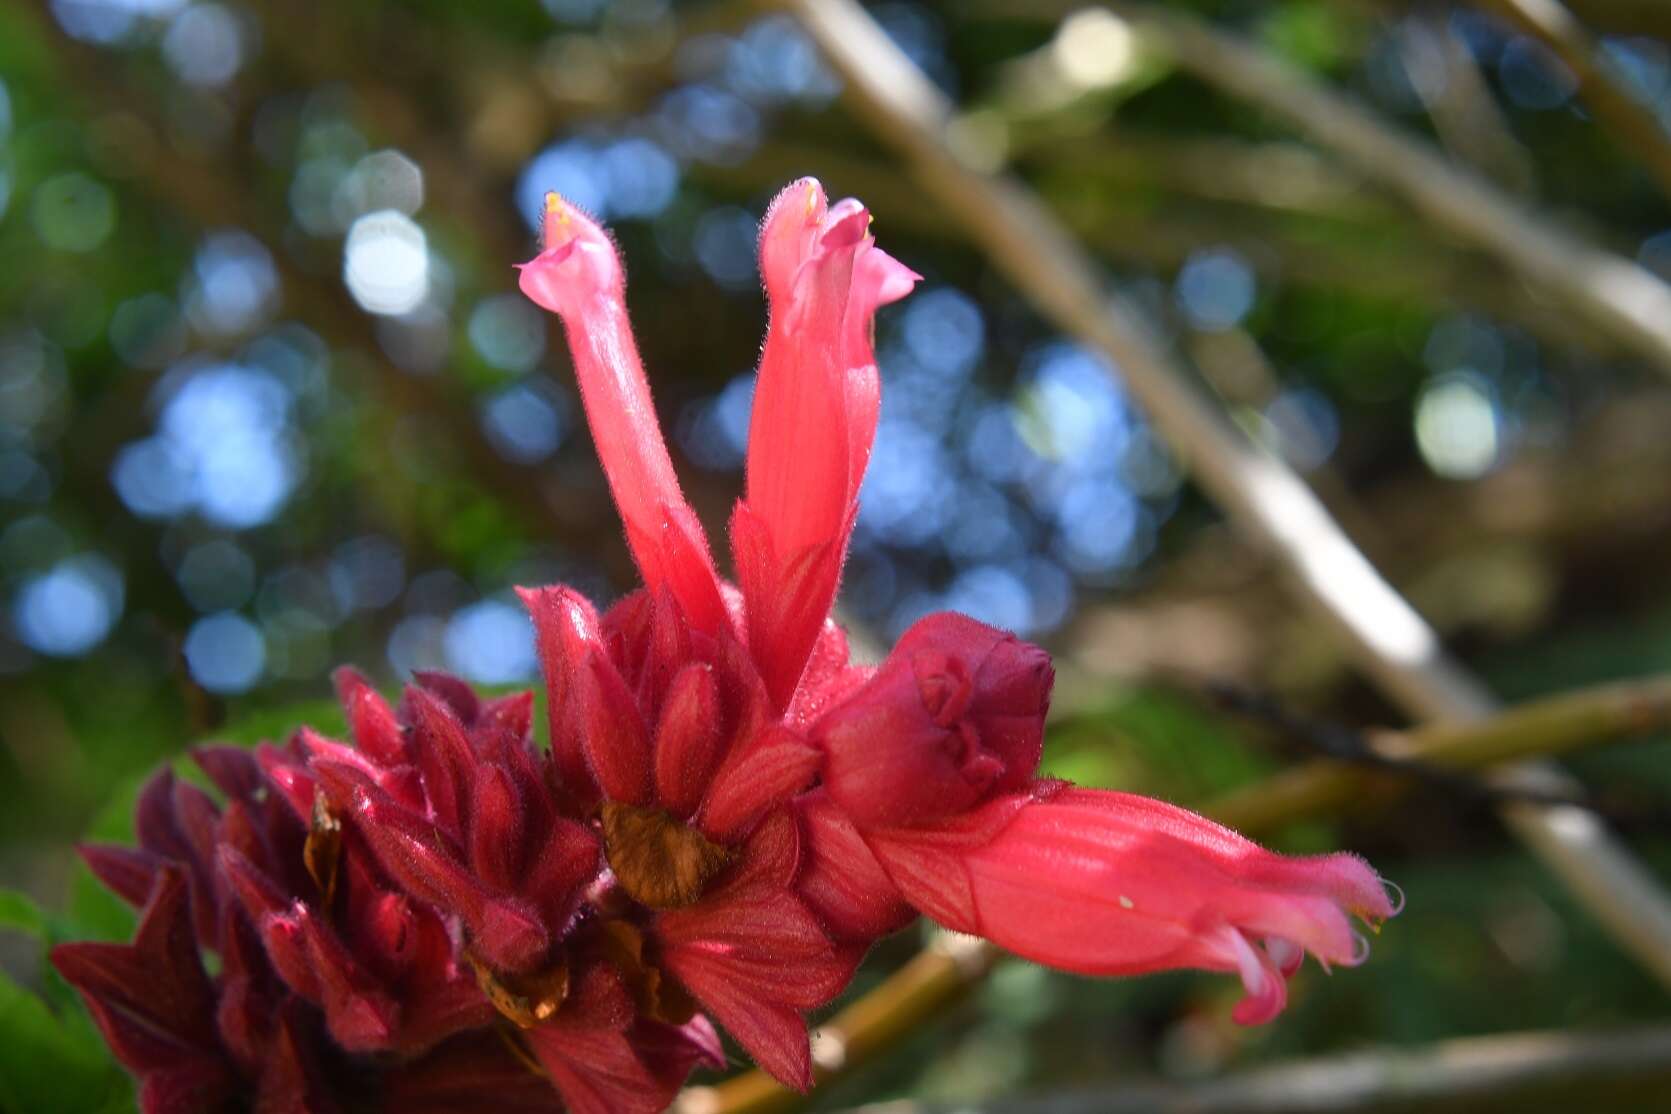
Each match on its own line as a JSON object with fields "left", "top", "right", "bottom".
{"left": 1, "top": 0, "right": 1670, "bottom": 1110}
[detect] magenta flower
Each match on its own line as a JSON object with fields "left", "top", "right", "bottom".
{"left": 55, "top": 178, "right": 1397, "bottom": 1114}
{"left": 51, "top": 747, "right": 562, "bottom": 1112}
{"left": 810, "top": 612, "right": 1399, "bottom": 1023}
{"left": 513, "top": 183, "right": 918, "bottom": 1087}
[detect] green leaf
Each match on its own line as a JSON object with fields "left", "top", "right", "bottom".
{"left": 0, "top": 970, "right": 126, "bottom": 1114}
{"left": 0, "top": 891, "right": 47, "bottom": 940}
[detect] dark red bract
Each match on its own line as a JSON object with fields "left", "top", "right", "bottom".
{"left": 54, "top": 179, "right": 1398, "bottom": 1114}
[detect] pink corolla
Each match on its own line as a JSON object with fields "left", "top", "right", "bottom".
{"left": 808, "top": 612, "right": 1400, "bottom": 1023}
{"left": 54, "top": 178, "right": 1396, "bottom": 1114}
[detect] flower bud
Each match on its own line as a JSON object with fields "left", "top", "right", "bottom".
{"left": 813, "top": 612, "right": 1053, "bottom": 829}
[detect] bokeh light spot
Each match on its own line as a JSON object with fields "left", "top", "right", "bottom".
{"left": 155, "top": 364, "right": 299, "bottom": 528}
{"left": 344, "top": 210, "right": 429, "bottom": 315}
{"left": 163, "top": 3, "right": 245, "bottom": 87}
{"left": 32, "top": 173, "right": 116, "bottom": 254}
{"left": 111, "top": 437, "right": 193, "bottom": 518}
{"left": 1415, "top": 372, "right": 1500, "bottom": 479}
{"left": 1175, "top": 248, "right": 1256, "bottom": 332}
{"left": 15, "top": 554, "right": 124, "bottom": 657}
{"left": 902, "top": 287, "right": 985, "bottom": 378}
{"left": 177, "top": 539, "right": 256, "bottom": 612}
{"left": 1499, "top": 36, "right": 1577, "bottom": 110}
{"left": 187, "top": 231, "right": 279, "bottom": 336}
{"left": 444, "top": 600, "right": 537, "bottom": 684}
{"left": 468, "top": 294, "right": 546, "bottom": 373}
{"left": 678, "top": 373, "right": 753, "bottom": 470}
{"left": 329, "top": 535, "right": 406, "bottom": 613}
{"left": 110, "top": 293, "right": 188, "bottom": 369}
{"left": 184, "top": 611, "right": 266, "bottom": 693}
{"left": 481, "top": 379, "right": 570, "bottom": 463}
{"left": 693, "top": 206, "right": 759, "bottom": 288}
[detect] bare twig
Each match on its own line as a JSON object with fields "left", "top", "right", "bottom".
{"left": 690, "top": 143, "right": 1601, "bottom": 352}
{"left": 1000, "top": 1, "right": 1671, "bottom": 378}
{"left": 689, "top": 1, "right": 1671, "bottom": 1109}
{"left": 1205, "top": 675, "right": 1671, "bottom": 834}
{"left": 1396, "top": 12, "right": 1538, "bottom": 194}
{"left": 833, "top": 1024, "right": 1671, "bottom": 1114}
{"left": 1480, "top": 0, "right": 1671, "bottom": 204}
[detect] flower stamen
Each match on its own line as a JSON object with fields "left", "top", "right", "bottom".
{"left": 542, "top": 190, "right": 570, "bottom": 250}
{"left": 303, "top": 787, "right": 342, "bottom": 904}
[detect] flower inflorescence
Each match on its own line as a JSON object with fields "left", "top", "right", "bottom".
{"left": 54, "top": 180, "right": 1397, "bottom": 1113}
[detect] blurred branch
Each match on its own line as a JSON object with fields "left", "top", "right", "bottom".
{"left": 691, "top": 143, "right": 1604, "bottom": 355}
{"left": 1504, "top": 0, "right": 1670, "bottom": 36}
{"left": 1479, "top": 0, "right": 1671, "bottom": 203}
{"left": 1059, "top": 393, "right": 1671, "bottom": 694}
{"left": 832, "top": 1024, "right": 1671, "bottom": 1114}
{"left": 689, "top": 0, "right": 1671, "bottom": 1109}
{"left": 1396, "top": 13, "right": 1538, "bottom": 195}
{"left": 1004, "top": 1, "right": 1671, "bottom": 378}
{"left": 1206, "top": 674, "right": 1671, "bottom": 833}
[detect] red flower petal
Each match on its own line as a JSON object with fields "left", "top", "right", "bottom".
{"left": 517, "top": 196, "right": 726, "bottom": 634}
{"left": 658, "top": 812, "right": 857, "bottom": 1090}
{"left": 653, "top": 662, "right": 724, "bottom": 819}
{"left": 865, "top": 786, "right": 1397, "bottom": 1025}
{"left": 794, "top": 791, "right": 912, "bottom": 944}
{"left": 334, "top": 667, "right": 407, "bottom": 766}
{"left": 517, "top": 584, "right": 604, "bottom": 806}
{"left": 739, "top": 178, "right": 918, "bottom": 710}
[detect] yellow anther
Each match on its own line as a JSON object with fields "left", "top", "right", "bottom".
{"left": 805, "top": 181, "right": 819, "bottom": 216}
{"left": 541, "top": 191, "right": 572, "bottom": 251}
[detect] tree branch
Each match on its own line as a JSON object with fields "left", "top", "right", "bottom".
{"left": 1479, "top": 0, "right": 1671, "bottom": 204}
{"left": 831, "top": 1024, "right": 1671, "bottom": 1114}
{"left": 1206, "top": 674, "right": 1671, "bottom": 834}
{"left": 998, "top": 1, "right": 1671, "bottom": 378}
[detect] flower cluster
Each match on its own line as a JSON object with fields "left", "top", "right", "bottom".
{"left": 54, "top": 180, "right": 1398, "bottom": 1113}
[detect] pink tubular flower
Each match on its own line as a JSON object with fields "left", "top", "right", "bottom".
{"left": 58, "top": 178, "right": 1397, "bottom": 1114}
{"left": 859, "top": 785, "right": 1397, "bottom": 1024}
{"left": 733, "top": 181, "right": 920, "bottom": 711}
{"left": 518, "top": 194, "right": 728, "bottom": 637}
{"left": 514, "top": 183, "right": 915, "bottom": 1085}
{"left": 810, "top": 614, "right": 1398, "bottom": 1024}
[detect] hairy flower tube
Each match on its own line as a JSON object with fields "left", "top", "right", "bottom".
{"left": 55, "top": 179, "right": 1398, "bottom": 1113}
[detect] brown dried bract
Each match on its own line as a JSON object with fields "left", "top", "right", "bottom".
{"left": 303, "top": 788, "right": 343, "bottom": 904}
{"left": 599, "top": 801, "right": 731, "bottom": 910}
{"left": 597, "top": 920, "right": 698, "bottom": 1025}
{"left": 464, "top": 950, "right": 571, "bottom": 1030}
